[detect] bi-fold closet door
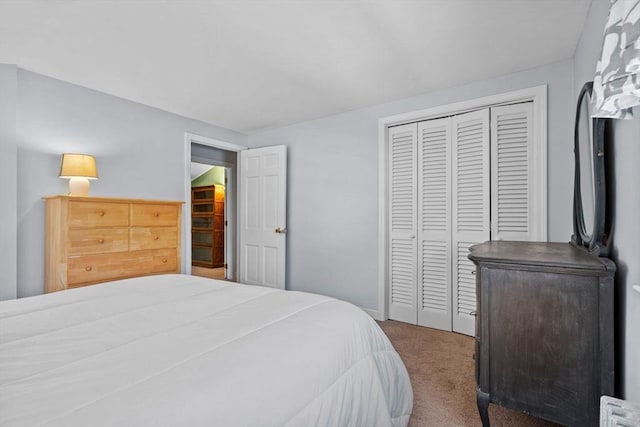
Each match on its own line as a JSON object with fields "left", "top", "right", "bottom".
{"left": 389, "top": 103, "right": 535, "bottom": 336}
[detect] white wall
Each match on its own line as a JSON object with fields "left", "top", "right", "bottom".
{"left": 13, "top": 68, "right": 248, "bottom": 297}
{"left": 249, "top": 60, "right": 574, "bottom": 314}
{"left": 573, "top": 0, "right": 640, "bottom": 401}
{"left": 0, "top": 64, "right": 18, "bottom": 300}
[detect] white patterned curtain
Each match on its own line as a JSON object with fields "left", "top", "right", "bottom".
{"left": 591, "top": 0, "right": 640, "bottom": 118}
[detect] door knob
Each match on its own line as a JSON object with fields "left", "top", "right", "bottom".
{"left": 275, "top": 227, "right": 287, "bottom": 234}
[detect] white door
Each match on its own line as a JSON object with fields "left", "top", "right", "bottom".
{"left": 239, "top": 145, "right": 287, "bottom": 289}
{"left": 451, "top": 109, "right": 490, "bottom": 336}
{"left": 490, "top": 102, "right": 540, "bottom": 241}
{"left": 388, "top": 124, "right": 418, "bottom": 324}
{"left": 417, "top": 117, "right": 452, "bottom": 330}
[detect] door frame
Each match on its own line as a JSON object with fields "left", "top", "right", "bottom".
{"left": 377, "top": 85, "right": 548, "bottom": 321}
{"left": 184, "top": 133, "right": 246, "bottom": 279}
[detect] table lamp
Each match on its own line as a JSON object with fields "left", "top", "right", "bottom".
{"left": 59, "top": 153, "right": 98, "bottom": 196}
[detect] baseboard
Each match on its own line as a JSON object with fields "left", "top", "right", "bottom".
{"left": 363, "top": 308, "right": 385, "bottom": 321}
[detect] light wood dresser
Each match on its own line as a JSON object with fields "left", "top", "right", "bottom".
{"left": 44, "top": 195, "right": 183, "bottom": 293}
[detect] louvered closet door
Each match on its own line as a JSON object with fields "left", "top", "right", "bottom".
{"left": 417, "top": 118, "right": 452, "bottom": 330}
{"left": 388, "top": 123, "right": 418, "bottom": 324}
{"left": 491, "top": 102, "right": 539, "bottom": 241}
{"left": 452, "top": 109, "right": 490, "bottom": 336}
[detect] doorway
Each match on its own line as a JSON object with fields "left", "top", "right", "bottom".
{"left": 184, "top": 133, "right": 245, "bottom": 281}
{"left": 184, "top": 133, "right": 288, "bottom": 289}
{"left": 190, "top": 163, "right": 228, "bottom": 280}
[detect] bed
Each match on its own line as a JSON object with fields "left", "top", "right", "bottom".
{"left": 0, "top": 274, "right": 412, "bottom": 426}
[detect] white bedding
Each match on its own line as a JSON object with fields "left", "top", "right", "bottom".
{"left": 0, "top": 274, "right": 412, "bottom": 427}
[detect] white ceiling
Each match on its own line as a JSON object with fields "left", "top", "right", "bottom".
{"left": 0, "top": 0, "right": 591, "bottom": 133}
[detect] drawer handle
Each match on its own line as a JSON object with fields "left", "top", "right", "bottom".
{"left": 98, "top": 211, "right": 105, "bottom": 217}
{"left": 85, "top": 266, "right": 92, "bottom": 272}
{"left": 153, "top": 235, "right": 159, "bottom": 240}
{"left": 469, "top": 310, "right": 477, "bottom": 316}
{"left": 162, "top": 258, "right": 167, "bottom": 263}
{"left": 154, "top": 212, "right": 160, "bottom": 217}
{"left": 98, "top": 238, "right": 104, "bottom": 244}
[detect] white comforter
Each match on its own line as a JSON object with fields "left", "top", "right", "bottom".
{"left": 0, "top": 274, "right": 412, "bottom": 427}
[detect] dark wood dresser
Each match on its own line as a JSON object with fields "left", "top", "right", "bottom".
{"left": 468, "top": 241, "right": 615, "bottom": 427}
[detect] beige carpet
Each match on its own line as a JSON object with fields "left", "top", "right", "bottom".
{"left": 379, "top": 320, "right": 560, "bottom": 427}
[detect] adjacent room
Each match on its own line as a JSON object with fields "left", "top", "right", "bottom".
{"left": 190, "top": 163, "right": 228, "bottom": 280}
{"left": 1, "top": 1, "right": 639, "bottom": 426}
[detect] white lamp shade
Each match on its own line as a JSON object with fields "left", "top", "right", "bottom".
{"left": 59, "top": 153, "right": 99, "bottom": 179}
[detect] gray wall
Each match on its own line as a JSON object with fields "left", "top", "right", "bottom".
{"left": 573, "top": 0, "right": 640, "bottom": 401}
{"left": 0, "top": 65, "right": 18, "bottom": 300}
{"left": 12, "top": 68, "right": 247, "bottom": 297}
{"left": 192, "top": 142, "right": 237, "bottom": 165}
{"left": 249, "top": 60, "right": 574, "bottom": 313}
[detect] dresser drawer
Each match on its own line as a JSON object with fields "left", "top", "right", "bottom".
{"left": 131, "top": 204, "right": 179, "bottom": 226}
{"left": 130, "top": 227, "right": 178, "bottom": 250}
{"left": 68, "top": 201, "right": 129, "bottom": 228}
{"left": 68, "top": 228, "right": 129, "bottom": 255}
{"left": 145, "top": 249, "right": 178, "bottom": 273}
{"left": 67, "top": 249, "right": 178, "bottom": 286}
{"left": 68, "top": 253, "right": 130, "bottom": 285}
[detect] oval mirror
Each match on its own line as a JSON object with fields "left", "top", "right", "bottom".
{"left": 572, "top": 82, "right": 608, "bottom": 256}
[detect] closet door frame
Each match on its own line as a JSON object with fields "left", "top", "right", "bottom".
{"left": 377, "top": 85, "right": 547, "bottom": 322}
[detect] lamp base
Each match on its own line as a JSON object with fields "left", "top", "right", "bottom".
{"left": 68, "top": 177, "right": 90, "bottom": 196}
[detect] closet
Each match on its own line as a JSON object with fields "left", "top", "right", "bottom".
{"left": 388, "top": 102, "right": 543, "bottom": 335}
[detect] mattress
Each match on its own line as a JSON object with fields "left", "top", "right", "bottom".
{"left": 0, "top": 274, "right": 412, "bottom": 426}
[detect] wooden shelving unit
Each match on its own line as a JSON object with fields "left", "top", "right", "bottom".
{"left": 191, "top": 185, "right": 225, "bottom": 268}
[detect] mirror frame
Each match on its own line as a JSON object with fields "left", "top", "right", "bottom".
{"left": 572, "top": 81, "right": 609, "bottom": 256}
